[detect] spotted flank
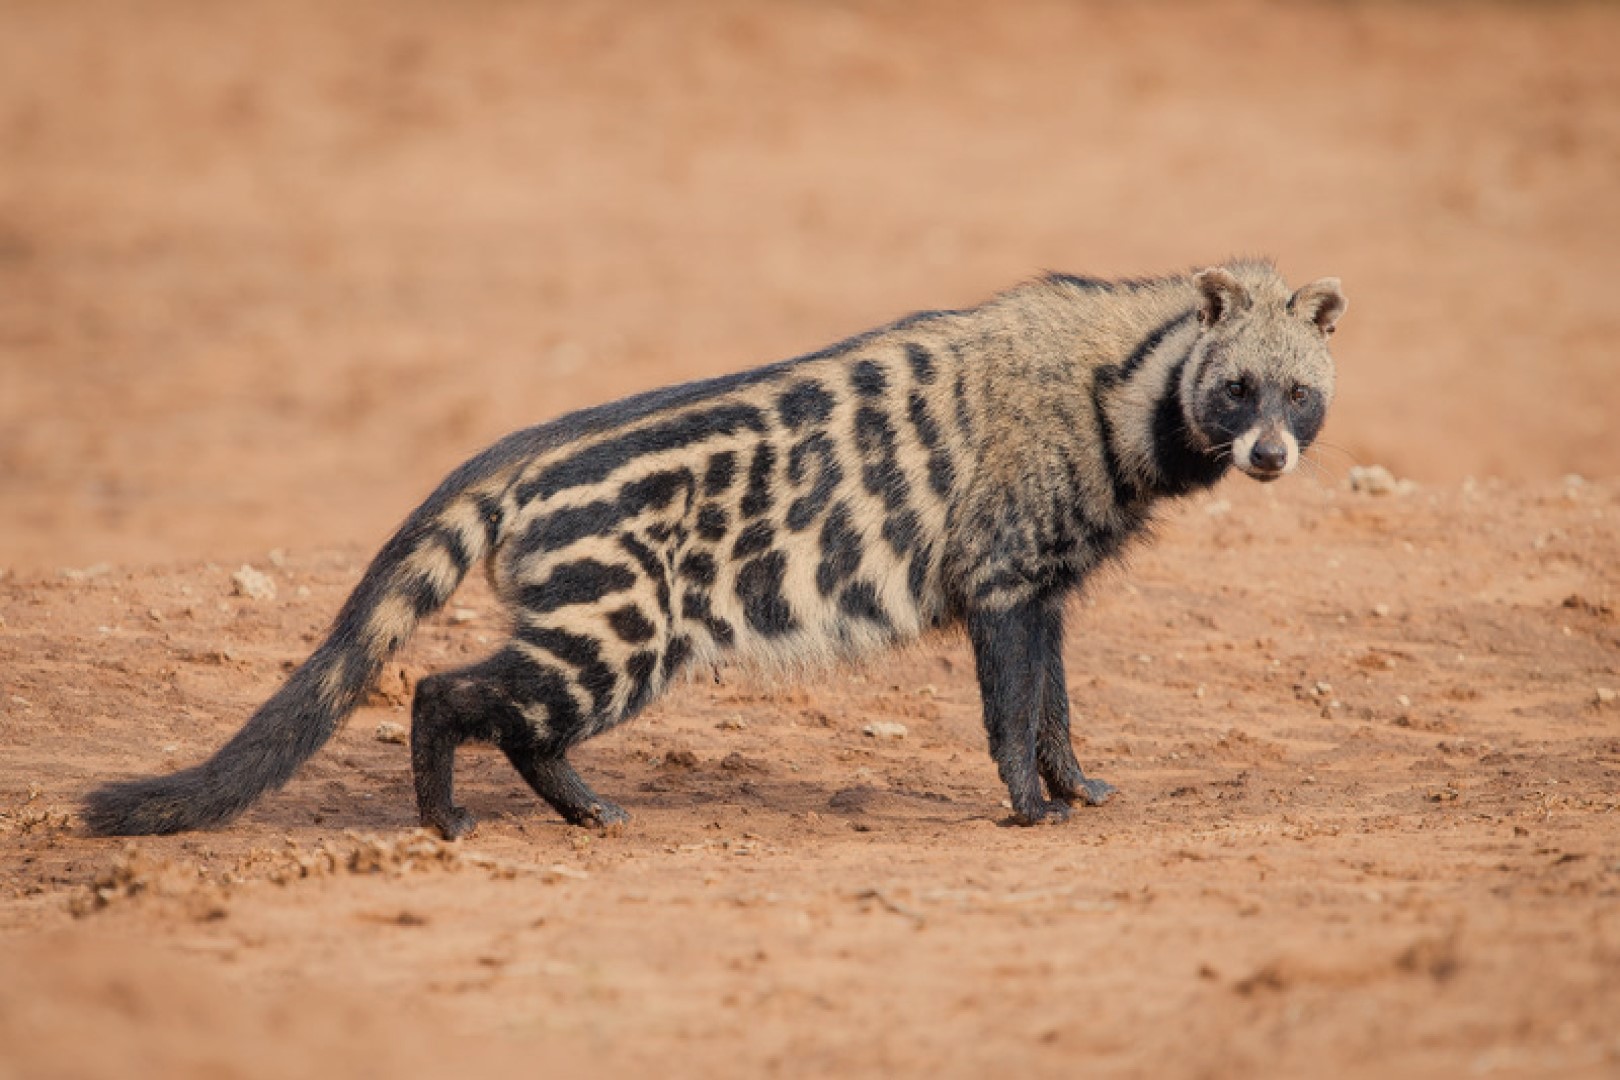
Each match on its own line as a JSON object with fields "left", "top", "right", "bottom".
{"left": 83, "top": 259, "right": 1345, "bottom": 838}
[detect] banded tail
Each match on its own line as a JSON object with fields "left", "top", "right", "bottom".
{"left": 82, "top": 461, "right": 510, "bottom": 836}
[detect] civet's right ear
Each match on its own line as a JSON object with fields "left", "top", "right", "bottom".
{"left": 1288, "top": 277, "right": 1348, "bottom": 336}
{"left": 1193, "top": 268, "right": 1252, "bottom": 328}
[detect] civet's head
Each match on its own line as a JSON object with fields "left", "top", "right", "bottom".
{"left": 1180, "top": 267, "right": 1346, "bottom": 482}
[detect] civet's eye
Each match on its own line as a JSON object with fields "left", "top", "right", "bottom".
{"left": 1289, "top": 385, "right": 1310, "bottom": 405}
{"left": 1225, "top": 379, "right": 1248, "bottom": 401}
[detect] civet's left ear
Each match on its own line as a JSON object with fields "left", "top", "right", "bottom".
{"left": 1288, "top": 277, "right": 1347, "bottom": 336}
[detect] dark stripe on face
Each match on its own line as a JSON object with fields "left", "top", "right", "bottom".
{"left": 1118, "top": 310, "right": 1195, "bottom": 379}
{"left": 776, "top": 380, "right": 835, "bottom": 431}
{"left": 815, "top": 501, "right": 862, "bottom": 596}
{"left": 517, "top": 403, "right": 766, "bottom": 506}
{"left": 736, "top": 550, "right": 798, "bottom": 635}
{"left": 518, "top": 559, "right": 638, "bottom": 616}
{"left": 905, "top": 343, "right": 937, "bottom": 385}
{"left": 1150, "top": 357, "right": 1229, "bottom": 496}
{"left": 515, "top": 624, "right": 618, "bottom": 714}
{"left": 618, "top": 532, "right": 671, "bottom": 616}
{"left": 606, "top": 604, "right": 658, "bottom": 644}
{"left": 1288, "top": 386, "right": 1327, "bottom": 447}
{"left": 740, "top": 442, "right": 777, "bottom": 519}
{"left": 785, "top": 432, "right": 843, "bottom": 532}
{"left": 839, "top": 581, "right": 892, "bottom": 630}
{"left": 851, "top": 360, "right": 888, "bottom": 398}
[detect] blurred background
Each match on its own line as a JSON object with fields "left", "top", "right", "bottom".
{"left": 1, "top": 0, "right": 1616, "bottom": 570}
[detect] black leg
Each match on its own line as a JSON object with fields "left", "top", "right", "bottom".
{"left": 411, "top": 664, "right": 500, "bottom": 840}
{"left": 967, "top": 593, "right": 1071, "bottom": 825}
{"left": 1032, "top": 600, "right": 1116, "bottom": 808}
{"left": 410, "top": 648, "right": 627, "bottom": 839}
{"left": 500, "top": 746, "right": 629, "bottom": 828}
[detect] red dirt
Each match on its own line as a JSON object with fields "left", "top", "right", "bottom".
{"left": 2, "top": 3, "right": 1618, "bottom": 1077}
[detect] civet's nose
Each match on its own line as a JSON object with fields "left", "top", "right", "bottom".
{"left": 1250, "top": 440, "right": 1288, "bottom": 474}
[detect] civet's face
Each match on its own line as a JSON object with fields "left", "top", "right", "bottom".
{"left": 1182, "top": 269, "right": 1346, "bottom": 481}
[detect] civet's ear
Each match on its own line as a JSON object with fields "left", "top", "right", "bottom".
{"left": 1193, "top": 268, "right": 1252, "bottom": 328}
{"left": 1288, "top": 277, "right": 1347, "bottom": 336}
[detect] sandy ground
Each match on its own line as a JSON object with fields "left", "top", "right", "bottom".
{"left": 2, "top": 2, "right": 1618, "bottom": 1077}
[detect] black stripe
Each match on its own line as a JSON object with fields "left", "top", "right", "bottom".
{"left": 907, "top": 544, "right": 931, "bottom": 602}
{"left": 519, "top": 468, "right": 695, "bottom": 557}
{"left": 1090, "top": 368, "right": 1136, "bottom": 508}
{"left": 839, "top": 581, "right": 892, "bottom": 630}
{"left": 905, "top": 343, "right": 937, "bottom": 385}
{"left": 662, "top": 634, "right": 693, "bottom": 679}
{"left": 516, "top": 404, "right": 767, "bottom": 506}
{"left": 515, "top": 624, "right": 618, "bottom": 714}
{"left": 678, "top": 550, "right": 718, "bottom": 588}
{"left": 618, "top": 532, "right": 671, "bottom": 616}
{"left": 906, "top": 391, "right": 956, "bottom": 500}
{"left": 1119, "top": 310, "right": 1195, "bottom": 379}
{"left": 703, "top": 451, "right": 738, "bottom": 496}
{"left": 736, "top": 550, "right": 798, "bottom": 636}
{"left": 785, "top": 432, "right": 842, "bottom": 531}
{"left": 432, "top": 526, "right": 474, "bottom": 576}
{"left": 606, "top": 604, "right": 658, "bottom": 644}
{"left": 816, "top": 502, "right": 862, "bottom": 597}
{"left": 518, "top": 559, "right": 637, "bottom": 616}
{"left": 681, "top": 590, "right": 736, "bottom": 646}
{"left": 732, "top": 520, "right": 775, "bottom": 560}
{"left": 695, "top": 503, "right": 729, "bottom": 541}
{"left": 851, "top": 360, "right": 889, "bottom": 398}
{"left": 740, "top": 442, "right": 776, "bottom": 519}
{"left": 489, "top": 647, "right": 583, "bottom": 746}
{"left": 624, "top": 650, "right": 659, "bottom": 716}
{"left": 776, "top": 380, "right": 835, "bottom": 431}
{"left": 1150, "top": 355, "right": 1229, "bottom": 497}
{"left": 952, "top": 367, "right": 975, "bottom": 442}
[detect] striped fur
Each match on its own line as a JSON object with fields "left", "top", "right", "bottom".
{"left": 83, "top": 259, "right": 1345, "bottom": 836}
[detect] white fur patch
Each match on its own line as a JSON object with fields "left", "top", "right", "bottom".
{"left": 1233, "top": 427, "right": 1261, "bottom": 471}
{"left": 1233, "top": 425, "right": 1297, "bottom": 475}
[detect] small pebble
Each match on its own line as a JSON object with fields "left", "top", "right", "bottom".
{"left": 450, "top": 607, "right": 481, "bottom": 625}
{"left": 863, "top": 721, "right": 908, "bottom": 740}
{"left": 1397, "top": 694, "right": 1411, "bottom": 708}
{"left": 1596, "top": 688, "right": 1618, "bottom": 707}
{"left": 374, "top": 720, "right": 408, "bottom": 745}
{"left": 1347, "top": 464, "right": 1415, "bottom": 497}
{"left": 716, "top": 716, "right": 748, "bottom": 731}
{"left": 231, "top": 565, "right": 276, "bottom": 601}
{"left": 1372, "top": 603, "right": 1391, "bottom": 618}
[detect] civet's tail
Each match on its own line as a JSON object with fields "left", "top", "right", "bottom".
{"left": 82, "top": 458, "right": 511, "bottom": 835}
